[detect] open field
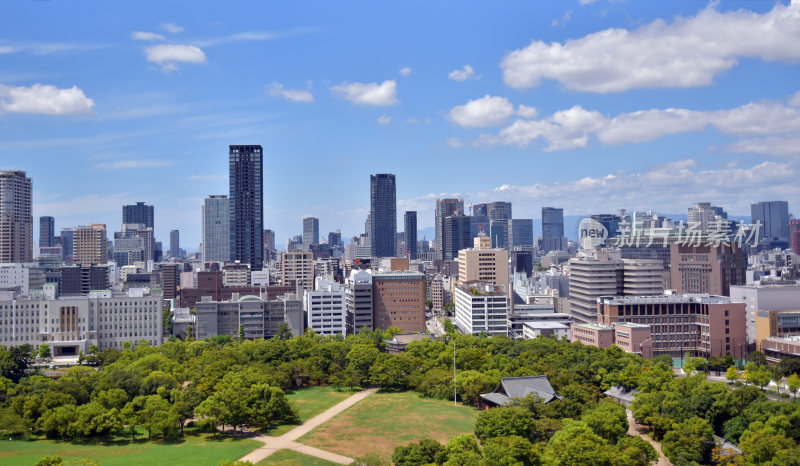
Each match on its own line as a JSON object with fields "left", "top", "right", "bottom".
{"left": 268, "top": 386, "right": 361, "bottom": 437}
{"left": 299, "top": 391, "right": 478, "bottom": 461}
{"left": 0, "top": 430, "right": 260, "bottom": 466}
{"left": 257, "top": 449, "right": 337, "bottom": 465}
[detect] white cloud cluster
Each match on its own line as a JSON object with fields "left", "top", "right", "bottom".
{"left": 94, "top": 160, "right": 175, "bottom": 170}
{"left": 331, "top": 80, "right": 398, "bottom": 106}
{"left": 131, "top": 31, "right": 166, "bottom": 41}
{"left": 448, "top": 64, "right": 477, "bottom": 81}
{"left": 265, "top": 82, "right": 314, "bottom": 102}
{"left": 465, "top": 93, "right": 800, "bottom": 154}
{"left": 145, "top": 44, "right": 206, "bottom": 72}
{"left": 501, "top": 2, "right": 800, "bottom": 92}
{"left": 0, "top": 83, "right": 95, "bottom": 115}
{"left": 400, "top": 67, "right": 412, "bottom": 77}
{"left": 448, "top": 95, "right": 514, "bottom": 127}
{"left": 377, "top": 115, "right": 392, "bottom": 125}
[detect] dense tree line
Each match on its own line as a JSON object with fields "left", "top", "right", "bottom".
{"left": 2, "top": 325, "right": 800, "bottom": 465}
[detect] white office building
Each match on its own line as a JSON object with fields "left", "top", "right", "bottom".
{"left": 454, "top": 282, "right": 508, "bottom": 336}
{"left": 304, "top": 278, "right": 347, "bottom": 336}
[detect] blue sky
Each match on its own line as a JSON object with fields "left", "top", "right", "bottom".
{"left": 1, "top": 0, "right": 799, "bottom": 250}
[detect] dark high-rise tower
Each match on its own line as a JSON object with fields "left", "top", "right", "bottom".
{"left": 370, "top": 174, "right": 397, "bottom": 258}
{"left": 122, "top": 202, "right": 154, "bottom": 229}
{"left": 435, "top": 198, "right": 464, "bottom": 260}
{"left": 39, "top": 216, "right": 55, "bottom": 248}
{"left": 0, "top": 170, "right": 33, "bottom": 262}
{"left": 229, "top": 145, "right": 264, "bottom": 270}
{"left": 404, "top": 211, "right": 417, "bottom": 259}
{"left": 303, "top": 217, "right": 319, "bottom": 244}
{"left": 542, "top": 207, "right": 565, "bottom": 252}
{"left": 751, "top": 201, "right": 789, "bottom": 242}
{"left": 169, "top": 230, "right": 180, "bottom": 258}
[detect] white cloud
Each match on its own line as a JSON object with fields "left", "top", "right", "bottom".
{"left": 552, "top": 10, "right": 573, "bottom": 27}
{"left": 517, "top": 105, "right": 538, "bottom": 118}
{"left": 94, "top": 160, "right": 176, "bottom": 170}
{"left": 0, "top": 83, "right": 95, "bottom": 115}
{"left": 448, "top": 65, "right": 477, "bottom": 81}
{"left": 131, "top": 31, "right": 166, "bottom": 41}
{"left": 400, "top": 67, "right": 412, "bottom": 76}
{"left": 0, "top": 42, "right": 109, "bottom": 55}
{"left": 579, "top": 0, "right": 597, "bottom": 4}
{"left": 790, "top": 91, "right": 800, "bottom": 108}
{"left": 467, "top": 94, "right": 800, "bottom": 153}
{"left": 448, "top": 95, "right": 515, "bottom": 128}
{"left": 406, "top": 118, "right": 419, "bottom": 124}
{"left": 446, "top": 138, "right": 464, "bottom": 148}
{"left": 194, "top": 28, "right": 318, "bottom": 47}
{"left": 501, "top": 2, "right": 800, "bottom": 92}
{"left": 161, "top": 22, "right": 184, "bottom": 34}
{"left": 377, "top": 115, "right": 392, "bottom": 125}
{"left": 331, "top": 80, "right": 398, "bottom": 106}
{"left": 726, "top": 135, "right": 800, "bottom": 157}
{"left": 265, "top": 82, "right": 314, "bottom": 102}
{"left": 144, "top": 44, "right": 206, "bottom": 71}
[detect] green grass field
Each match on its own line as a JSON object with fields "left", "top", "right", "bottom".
{"left": 0, "top": 430, "right": 260, "bottom": 466}
{"left": 268, "top": 386, "right": 360, "bottom": 437}
{"left": 299, "top": 391, "right": 478, "bottom": 461}
{"left": 256, "top": 449, "right": 336, "bottom": 465}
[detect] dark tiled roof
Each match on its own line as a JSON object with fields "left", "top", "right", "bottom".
{"left": 480, "top": 375, "right": 561, "bottom": 406}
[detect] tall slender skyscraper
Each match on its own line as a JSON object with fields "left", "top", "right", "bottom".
{"left": 202, "top": 195, "right": 230, "bottom": 263}
{"left": 303, "top": 217, "right": 319, "bottom": 244}
{"left": 122, "top": 202, "right": 154, "bottom": 229}
{"left": 169, "top": 230, "right": 180, "bottom": 258}
{"left": 229, "top": 145, "right": 264, "bottom": 270}
{"left": 404, "top": 211, "right": 417, "bottom": 259}
{"left": 435, "top": 198, "right": 464, "bottom": 260}
{"left": 370, "top": 174, "right": 397, "bottom": 258}
{"left": 0, "top": 170, "right": 33, "bottom": 262}
{"left": 542, "top": 207, "right": 566, "bottom": 252}
{"left": 39, "top": 216, "right": 55, "bottom": 248}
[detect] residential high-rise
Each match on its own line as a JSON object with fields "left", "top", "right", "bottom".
{"left": 751, "top": 201, "right": 789, "bottom": 242}
{"left": 73, "top": 224, "right": 108, "bottom": 266}
{"left": 169, "top": 230, "right": 180, "bottom": 258}
{"left": 369, "top": 174, "right": 397, "bottom": 258}
{"left": 282, "top": 251, "right": 314, "bottom": 291}
{"left": 435, "top": 198, "right": 464, "bottom": 260}
{"left": 404, "top": 211, "right": 417, "bottom": 259}
{"left": 303, "top": 217, "right": 319, "bottom": 245}
{"left": 39, "top": 216, "right": 55, "bottom": 249}
{"left": 790, "top": 221, "right": 800, "bottom": 253}
{"left": 508, "top": 219, "right": 534, "bottom": 250}
{"left": 229, "top": 145, "right": 264, "bottom": 270}
{"left": 670, "top": 243, "right": 746, "bottom": 296}
{"left": 0, "top": 170, "right": 33, "bottom": 263}
{"left": 458, "top": 235, "right": 509, "bottom": 289}
{"left": 542, "top": 207, "right": 566, "bottom": 252}
{"left": 202, "top": 195, "right": 230, "bottom": 263}
{"left": 122, "top": 202, "right": 154, "bottom": 229}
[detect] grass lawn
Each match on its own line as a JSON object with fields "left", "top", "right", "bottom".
{"left": 0, "top": 429, "right": 260, "bottom": 466}
{"left": 267, "top": 385, "right": 360, "bottom": 437}
{"left": 257, "top": 449, "right": 336, "bottom": 465}
{"left": 299, "top": 391, "right": 478, "bottom": 461}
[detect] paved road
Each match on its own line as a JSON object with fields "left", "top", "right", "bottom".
{"left": 239, "top": 387, "right": 379, "bottom": 464}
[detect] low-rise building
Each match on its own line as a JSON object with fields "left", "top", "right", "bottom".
{"left": 304, "top": 278, "right": 347, "bottom": 336}
{"left": 195, "top": 292, "right": 303, "bottom": 340}
{"left": 522, "top": 321, "right": 570, "bottom": 340}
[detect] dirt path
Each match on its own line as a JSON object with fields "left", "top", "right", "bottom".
{"left": 626, "top": 409, "right": 671, "bottom": 466}
{"left": 239, "top": 387, "right": 379, "bottom": 464}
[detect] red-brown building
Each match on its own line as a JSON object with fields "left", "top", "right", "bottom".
{"left": 179, "top": 270, "right": 295, "bottom": 308}
{"left": 372, "top": 272, "right": 426, "bottom": 332}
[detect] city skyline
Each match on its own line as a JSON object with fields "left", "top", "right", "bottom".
{"left": 1, "top": 1, "right": 798, "bottom": 248}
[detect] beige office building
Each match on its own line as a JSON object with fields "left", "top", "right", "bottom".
{"left": 73, "top": 224, "right": 107, "bottom": 266}
{"left": 282, "top": 251, "right": 314, "bottom": 291}
{"left": 458, "top": 235, "right": 509, "bottom": 290}
{"left": 0, "top": 170, "right": 33, "bottom": 263}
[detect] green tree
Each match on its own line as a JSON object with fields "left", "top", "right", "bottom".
{"left": 482, "top": 435, "right": 542, "bottom": 466}
{"left": 274, "top": 322, "right": 293, "bottom": 340}
{"left": 392, "top": 438, "right": 444, "bottom": 466}
{"left": 581, "top": 400, "right": 628, "bottom": 444}
{"left": 34, "top": 457, "right": 63, "bottom": 466}
{"left": 738, "top": 428, "right": 795, "bottom": 464}
{"left": 788, "top": 373, "right": 800, "bottom": 399}
{"left": 543, "top": 419, "right": 624, "bottom": 466}
{"left": 38, "top": 404, "right": 77, "bottom": 440}
{"left": 0, "top": 344, "right": 34, "bottom": 383}
{"left": 474, "top": 407, "right": 535, "bottom": 442}
{"left": 38, "top": 344, "right": 51, "bottom": 359}
{"left": 662, "top": 417, "right": 715, "bottom": 465}
{"left": 88, "top": 344, "right": 99, "bottom": 355}
{"left": 238, "top": 324, "right": 244, "bottom": 341}
{"left": 747, "top": 350, "right": 768, "bottom": 367}
{"left": 443, "top": 303, "right": 455, "bottom": 316}
{"left": 0, "top": 407, "right": 29, "bottom": 437}
{"left": 617, "top": 436, "right": 658, "bottom": 464}
{"left": 726, "top": 365, "right": 739, "bottom": 384}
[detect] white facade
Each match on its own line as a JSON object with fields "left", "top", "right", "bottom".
{"left": 223, "top": 263, "right": 251, "bottom": 287}
{"left": 0, "top": 263, "right": 30, "bottom": 295}
{"left": 454, "top": 283, "right": 508, "bottom": 336}
{"left": 730, "top": 284, "right": 800, "bottom": 345}
{"left": 202, "top": 195, "right": 230, "bottom": 263}
{"left": 522, "top": 321, "right": 570, "bottom": 340}
{"left": 0, "top": 288, "right": 163, "bottom": 354}
{"left": 346, "top": 269, "right": 373, "bottom": 333}
{"left": 304, "top": 278, "right": 347, "bottom": 336}
{"left": 251, "top": 270, "right": 270, "bottom": 286}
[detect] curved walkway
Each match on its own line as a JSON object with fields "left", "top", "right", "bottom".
{"left": 239, "top": 387, "right": 379, "bottom": 464}
{"left": 626, "top": 409, "right": 671, "bottom": 466}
